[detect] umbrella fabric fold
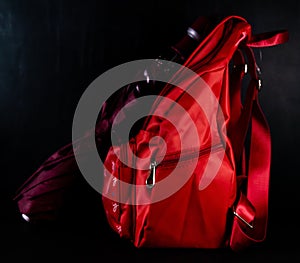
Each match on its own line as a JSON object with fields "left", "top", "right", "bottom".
{"left": 13, "top": 79, "right": 160, "bottom": 223}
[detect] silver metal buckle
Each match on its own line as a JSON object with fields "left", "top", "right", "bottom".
{"left": 233, "top": 211, "right": 254, "bottom": 229}
{"left": 233, "top": 63, "right": 248, "bottom": 74}
{"left": 258, "top": 78, "right": 262, "bottom": 91}
{"left": 244, "top": 64, "right": 248, "bottom": 74}
{"left": 256, "top": 64, "right": 262, "bottom": 91}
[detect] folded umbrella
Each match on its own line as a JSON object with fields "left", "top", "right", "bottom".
{"left": 13, "top": 78, "right": 160, "bottom": 223}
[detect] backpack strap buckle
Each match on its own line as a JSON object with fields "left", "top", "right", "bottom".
{"left": 256, "top": 64, "right": 262, "bottom": 91}
{"left": 232, "top": 193, "right": 255, "bottom": 229}
{"left": 233, "top": 210, "right": 254, "bottom": 229}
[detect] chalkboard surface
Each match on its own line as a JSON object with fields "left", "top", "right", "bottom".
{"left": 1, "top": 0, "right": 299, "bottom": 261}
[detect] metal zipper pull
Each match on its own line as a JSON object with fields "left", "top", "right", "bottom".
{"left": 146, "top": 161, "right": 157, "bottom": 189}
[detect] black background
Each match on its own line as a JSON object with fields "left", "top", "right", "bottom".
{"left": 1, "top": 0, "right": 299, "bottom": 262}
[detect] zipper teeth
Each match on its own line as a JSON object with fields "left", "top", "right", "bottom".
{"left": 157, "top": 143, "right": 224, "bottom": 167}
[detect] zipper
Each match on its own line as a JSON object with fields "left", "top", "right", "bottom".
{"left": 145, "top": 143, "right": 224, "bottom": 188}
{"left": 146, "top": 161, "right": 157, "bottom": 189}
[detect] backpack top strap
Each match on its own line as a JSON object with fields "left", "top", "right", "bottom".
{"left": 247, "top": 30, "right": 289, "bottom": 47}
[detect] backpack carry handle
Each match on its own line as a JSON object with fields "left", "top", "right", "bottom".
{"left": 247, "top": 30, "right": 289, "bottom": 47}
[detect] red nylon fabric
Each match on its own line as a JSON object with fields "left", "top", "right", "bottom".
{"left": 103, "top": 16, "right": 287, "bottom": 249}
{"left": 247, "top": 30, "right": 289, "bottom": 47}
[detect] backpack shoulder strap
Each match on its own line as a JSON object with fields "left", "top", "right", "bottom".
{"left": 229, "top": 29, "right": 288, "bottom": 251}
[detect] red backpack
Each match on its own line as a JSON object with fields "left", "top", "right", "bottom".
{"left": 14, "top": 15, "right": 288, "bottom": 252}
{"left": 101, "top": 15, "right": 288, "bottom": 251}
